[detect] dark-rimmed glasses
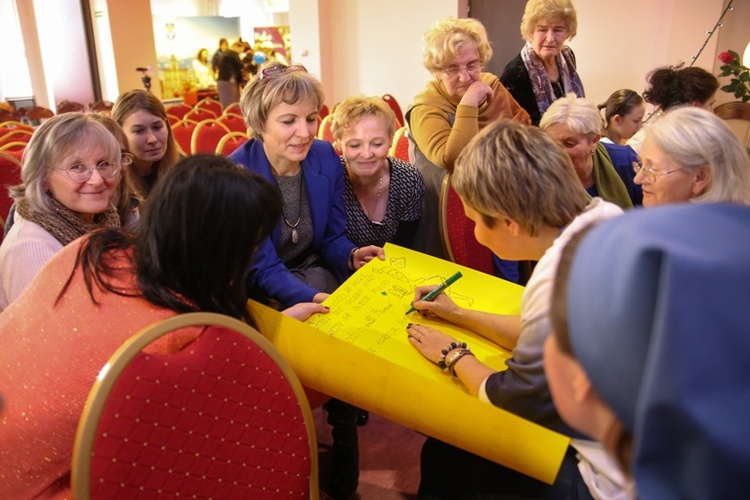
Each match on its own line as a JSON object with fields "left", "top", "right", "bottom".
{"left": 54, "top": 153, "right": 131, "bottom": 183}
{"left": 259, "top": 64, "right": 308, "bottom": 80}
{"left": 632, "top": 161, "right": 684, "bottom": 185}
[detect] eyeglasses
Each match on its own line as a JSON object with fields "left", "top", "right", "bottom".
{"left": 259, "top": 64, "right": 308, "bottom": 80}
{"left": 632, "top": 161, "right": 684, "bottom": 184}
{"left": 442, "top": 60, "right": 481, "bottom": 77}
{"left": 55, "top": 160, "right": 122, "bottom": 183}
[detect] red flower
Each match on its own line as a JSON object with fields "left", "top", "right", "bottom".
{"left": 718, "top": 51, "right": 736, "bottom": 65}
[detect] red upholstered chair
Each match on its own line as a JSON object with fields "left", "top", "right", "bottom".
{"left": 165, "top": 103, "right": 193, "bottom": 121}
{"left": 56, "top": 100, "right": 86, "bottom": 114}
{"left": 0, "top": 141, "right": 27, "bottom": 162}
{"left": 318, "top": 103, "right": 330, "bottom": 120}
{"left": 0, "top": 151, "right": 22, "bottom": 224}
{"left": 194, "top": 97, "right": 223, "bottom": 117}
{"left": 25, "top": 106, "right": 54, "bottom": 126}
{"left": 217, "top": 113, "right": 247, "bottom": 133}
{"left": 71, "top": 312, "right": 319, "bottom": 498}
{"left": 382, "top": 94, "right": 405, "bottom": 128}
{"left": 222, "top": 102, "right": 243, "bottom": 117}
{"left": 0, "top": 120, "right": 34, "bottom": 134}
{"left": 171, "top": 119, "right": 199, "bottom": 156}
{"left": 89, "top": 100, "right": 114, "bottom": 116}
{"left": 216, "top": 131, "right": 250, "bottom": 155}
{"left": 388, "top": 126, "right": 410, "bottom": 162}
{"left": 439, "top": 174, "right": 495, "bottom": 275}
{"left": 191, "top": 119, "right": 231, "bottom": 154}
{"left": 316, "top": 114, "right": 341, "bottom": 153}
{"left": 0, "top": 129, "right": 33, "bottom": 147}
{"left": 184, "top": 107, "right": 217, "bottom": 123}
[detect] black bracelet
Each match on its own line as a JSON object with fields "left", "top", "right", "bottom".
{"left": 448, "top": 349, "right": 475, "bottom": 377}
{"left": 437, "top": 341, "right": 466, "bottom": 370}
{"left": 349, "top": 247, "right": 358, "bottom": 269}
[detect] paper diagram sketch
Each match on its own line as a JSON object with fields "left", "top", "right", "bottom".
{"left": 306, "top": 243, "right": 524, "bottom": 382}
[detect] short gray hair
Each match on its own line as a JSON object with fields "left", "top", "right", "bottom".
{"left": 540, "top": 93, "right": 602, "bottom": 138}
{"left": 452, "top": 120, "right": 588, "bottom": 236}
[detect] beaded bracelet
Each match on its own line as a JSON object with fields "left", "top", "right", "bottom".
{"left": 437, "top": 341, "right": 467, "bottom": 370}
{"left": 447, "top": 348, "right": 475, "bottom": 377}
{"left": 348, "top": 247, "right": 358, "bottom": 269}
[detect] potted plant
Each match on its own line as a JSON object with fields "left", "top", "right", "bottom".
{"left": 717, "top": 50, "right": 750, "bottom": 103}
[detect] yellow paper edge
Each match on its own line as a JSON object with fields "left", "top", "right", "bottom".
{"left": 249, "top": 300, "right": 569, "bottom": 485}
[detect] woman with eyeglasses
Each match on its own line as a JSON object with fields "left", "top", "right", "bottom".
{"left": 113, "top": 89, "right": 181, "bottom": 199}
{"left": 0, "top": 155, "right": 327, "bottom": 498}
{"left": 500, "top": 0, "right": 584, "bottom": 126}
{"left": 229, "top": 62, "right": 384, "bottom": 499}
{"left": 406, "top": 17, "right": 529, "bottom": 277}
{"left": 634, "top": 106, "right": 750, "bottom": 207}
{"left": 0, "top": 113, "right": 128, "bottom": 310}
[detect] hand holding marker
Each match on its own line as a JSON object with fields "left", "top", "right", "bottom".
{"left": 405, "top": 271, "right": 463, "bottom": 315}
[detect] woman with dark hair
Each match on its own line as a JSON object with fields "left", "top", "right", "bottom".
{"left": 627, "top": 64, "right": 719, "bottom": 153}
{"left": 0, "top": 155, "right": 326, "bottom": 498}
{"left": 113, "top": 89, "right": 181, "bottom": 198}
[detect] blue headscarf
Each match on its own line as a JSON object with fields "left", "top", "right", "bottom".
{"left": 567, "top": 203, "right": 750, "bottom": 498}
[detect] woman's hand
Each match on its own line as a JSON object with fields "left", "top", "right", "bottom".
{"left": 313, "top": 292, "right": 330, "bottom": 304}
{"left": 351, "top": 245, "right": 385, "bottom": 270}
{"left": 460, "top": 81, "right": 493, "bottom": 107}
{"left": 282, "top": 302, "right": 329, "bottom": 321}
{"left": 406, "top": 323, "right": 459, "bottom": 364}
{"left": 409, "top": 284, "right": 464, "bottom": 324}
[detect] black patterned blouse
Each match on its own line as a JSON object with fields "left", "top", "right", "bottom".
{"left": 341, "top": 156, "right": 425, "bottom": 249}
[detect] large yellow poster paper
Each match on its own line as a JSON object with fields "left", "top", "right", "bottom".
{"left": 249, "top": 243, "right": 569, "bottom": 484}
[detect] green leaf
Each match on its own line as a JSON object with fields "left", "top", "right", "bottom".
{"left": 722, "top": 84, "right": 735, "bottom": 92}
{"left": 741, "top": 72, "right": 750, "bottom": 83}
{"left": 743, "top": 95, "right": 750, "bottom": 103}
{"left": 735, "top": 86, "right": 744, "bottom": 98}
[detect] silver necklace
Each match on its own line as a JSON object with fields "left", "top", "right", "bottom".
{"left": 276, "top": 168, "right": 304, "bottom": 244}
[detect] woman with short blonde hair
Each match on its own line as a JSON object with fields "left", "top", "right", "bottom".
{"left": 331, "top": 95, "right": 424, "bottom": 249}
{"left": 406, "top": 16, "right": 529, "bottom": 273}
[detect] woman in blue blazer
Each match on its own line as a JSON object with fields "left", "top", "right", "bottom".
{"left": 229, "top": 63, "right": 383, "bottom": 499}
{"left": 229, "top": 63, "right": 383, "bottom": 309}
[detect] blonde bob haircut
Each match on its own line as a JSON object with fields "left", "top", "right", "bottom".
{"left": 452, "top": 120, "right": 587, "bottom": 235}
{"left": 9, "top": 113, "right": 121, "bottom": 214}
{"left": 645, "top": 106, "right": 750, "bottom": 205}
{"left": 520, "top": 0, "right": 578, "bottom": 41}
{"left": 539, "top": 93, "right": 601, "bottom": 140}
{"left": 330, "top": 96, "right": 398, "bottom": 143}
{"left": 241, "top": 62, "right": 325, "bottom": 141}
{"left": 422, "top": 17, "right": 493, "bottom": 75}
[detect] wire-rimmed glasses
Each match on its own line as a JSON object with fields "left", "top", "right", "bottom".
{"left": 632, "top": 161, "right": 684, "bottom": 184}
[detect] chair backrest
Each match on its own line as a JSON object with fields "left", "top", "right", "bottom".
{"left": 0, "top": 120, "right": 33, "bottom": 134}
{"left": 194, "top": 97, "right": 223, "bottom": 117}
{"left": 222, "top": 102, "right": 243, "bottom": 117}
{"left": 382, "top": 94, "right": 405, "bottom": 128}
{"left": 191, "top": 119, "right": 231, "bottom": 154}
{"left": 216, "top": 131, "right": 250, "bottom": 155}
{"left": 318, "top": 103, "right": 330, "bottom": 119}
{"left": 57, "top": 100, "right": 87, "bottom": 114}
{"left": 164, "top": 103, "right": 193, "bottom": 120}
{"left": 439, "top": 174, "right": 495, "bottom": 275}
{"left": 714, "top": 101, "right": 750, "bottom": 149}
{"left": 184, "top": 107, "right": 218, "bottom": 123}
{"left": 316, "top": 114, "right": 341, "bottom": 153}
{"left": 0, "top": 141, "right": 27, "bottom": 159}
{"left": 171, "top": 119, "right": 199, "bottom": 156}
{"left": 0, "top": 151, "right": 21, "bottom": 223}
{"left": 0, "top": 129, "right": 33, "bottom": 147}
{"left": 25, "top": 106, "right": 54, "bottom": 126}
{"left": 89, "top": 100, "right": 114, "bottom": 116}
{"left": 217, "top": 113, "right": 248, "bottom": 133}
{"left": 71, "top": 312, "right": 318, "bottom": 498}
{"left": 389, "top": 126, "right": 411, "bottom": 163}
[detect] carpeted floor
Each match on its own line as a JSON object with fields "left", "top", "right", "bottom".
{"left": 314, "top": 407, "right": 426, "bottom": 499}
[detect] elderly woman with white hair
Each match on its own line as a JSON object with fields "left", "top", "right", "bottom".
{"left": 635, "top": 106, "right": 750, "bottom": 206}
{"left": 541, "top": 94, "right": 637, "bottom": 208}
